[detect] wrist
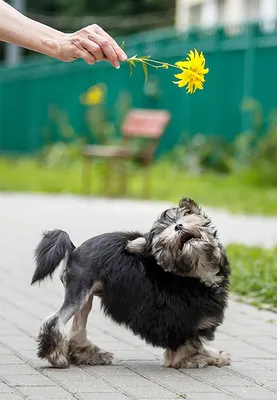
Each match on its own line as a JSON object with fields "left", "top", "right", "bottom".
{"left": 41, "top": 32, "right": 66, "bottom": 60}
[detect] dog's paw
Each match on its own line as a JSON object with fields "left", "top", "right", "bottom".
{"left": 69, "top": 340, "right": 113, "bottom": 365}
{"left": 213, "top": 350, "right": 231, "bottom": 367}
{"left": 86, "top": 348, "right": 114, "bottom": 365}
{"left": 163, "top": 347, "right": 231, "bottom": 370}
{"left": 37, "top": 321, "right": 69, "bottom": 368}
{"left": 46, "top": 350, "right": 70, "bottom": 369}
{"left": 167, "top": 355, "right": 209, "bottom": 369}
{"left": 203, "top": 347, "right": 231, "bottom": 367}
{"left": 125, "top": 237, "right": 146, "bottom": 255}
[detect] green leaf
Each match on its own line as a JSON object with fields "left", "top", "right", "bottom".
{"left": 120, "top": 41, "right": 125, "bottom": 50}
{"left": 128, "top": 59, "right": 136, "bottom": 67}
{"left": 128, "top": 62, "right": 133, "bottom": 77}
{"left": 141, "top": 61, "right": 148, "bottom": 85}
{"left": 139, "top": 55, "right": 151, "bottom": 60}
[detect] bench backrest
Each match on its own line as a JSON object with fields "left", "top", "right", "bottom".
{"left": 121, "top": 109, "right": 171, "bottom": 139}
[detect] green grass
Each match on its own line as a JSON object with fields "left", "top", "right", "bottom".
{"left": 0, "top": 157, "right": 277, "bottom": 215}
{"left": 227, "top": 244, "right": 277, "bottom": 310}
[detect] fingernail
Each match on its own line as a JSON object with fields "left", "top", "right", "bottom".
{"left": 116, "top": 65, "right": 120, "bottom": 69}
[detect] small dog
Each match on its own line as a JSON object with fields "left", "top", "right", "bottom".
{"left": 31, "top": 197, "right": 231, "bottom": 369}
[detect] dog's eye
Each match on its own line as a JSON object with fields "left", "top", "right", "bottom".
{"left": 161, "top": 210, "right": 168, "bottom": 219}
{"left": 182, "top": 209, "right": 191, "bottom": 215}
{"left": 161, "top": 210, "right": 172, "bottom": 220}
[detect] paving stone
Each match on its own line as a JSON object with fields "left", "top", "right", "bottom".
{"left": 3, "top": 374, "right": 57, "bottom": 387}
{"left": 123, "top": 385, "right": 177, "bottom": 398}
{"left": 0, "top": 364, "right": 40, "bottom": 375}
{"left": 0, "top": 381, "right": 15, "bottom": 393}
{"left": 54, "top": 374, "right": 117, "bottom": 393}
{"left": 0, "top": 356, "right": 26, "bottom": 365}
{"left": 17, "top": 386, "right": 75, "bottom": 399}
{"left": 224, "top": 386, "right": 277, "bottom": 399}
{"left": 186, "top": 394, "right": 237, "bottom": 400}
{"left": 79, "top": 394, "right": 132, "bottom": 400}
{"left": 102, "top": 375, "right": 159, "bottom": 387}
{"left": 0, "top": 394, "right": 25, "bottom": 400}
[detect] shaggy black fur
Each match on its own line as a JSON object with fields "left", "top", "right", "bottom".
{"left": 37, "top": 316, "right": 63, "bottom": 358}
{"left": 32, "top": 230, "right": 75, "bottom": 284}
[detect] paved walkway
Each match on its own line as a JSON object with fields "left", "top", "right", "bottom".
{"left": 0, "top": 193, "right": 277, "bottom": 400}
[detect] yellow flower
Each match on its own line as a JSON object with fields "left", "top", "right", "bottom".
{"left": 173, "top": 49, "right": 209, "bottom": 94}
{"left": 81, "top": 85, "right": 105, "bottom": 105}
{"left": 125, "top": 46, "right": 209, "bottom": 94}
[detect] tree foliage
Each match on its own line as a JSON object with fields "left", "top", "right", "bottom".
{"left": 27, "top": 0, "right": 174, "bottom": 16}
{"left": 26, "top": 0, "right": 174, "bottom": 35}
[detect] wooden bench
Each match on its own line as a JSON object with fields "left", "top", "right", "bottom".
{"left": 82, "top": 108, "right": 171, "bottom": 197}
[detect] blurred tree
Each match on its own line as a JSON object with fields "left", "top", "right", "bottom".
{"left": 26, "top": 0, "right": 175, "bottom": 35}
{"left": 26, "top": 0, "right": 173, "bottom": 16}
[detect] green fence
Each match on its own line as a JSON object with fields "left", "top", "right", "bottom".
{"left": 1, "top": 22, "right": 277, "bottom": 156}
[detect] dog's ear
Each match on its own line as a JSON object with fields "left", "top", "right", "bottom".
{"left": 126, "top": 237, "right": 147, "bottom": 255}
{"left": 179, "top": 197, "right": 201, "bottom": 214}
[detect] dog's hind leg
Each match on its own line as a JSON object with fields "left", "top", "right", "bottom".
{"left": 37, "top": 283, "right": 91, "bottom": 368}
{"left": 68, "top": 287, "right": 113, "bottom": 365}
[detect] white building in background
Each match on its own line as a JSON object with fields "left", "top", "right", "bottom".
{"left": 175, "top": 0, "right": 277, "bottom": 30}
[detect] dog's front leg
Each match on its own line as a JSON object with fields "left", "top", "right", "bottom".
{"left": 163, "top": 339, "right": 230, "bottom": 369}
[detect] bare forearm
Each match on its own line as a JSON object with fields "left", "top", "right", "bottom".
{"left": 0, "top": 0, "right": 127, "bottom": 65}
{"left": 0, "top": 0, "right": 63, "bottom": 58}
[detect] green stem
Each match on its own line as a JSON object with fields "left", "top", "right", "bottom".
{"left": 139, "top": 60, "right": 167, "bottom": 69}
{"left": 128, "top": 56, "right": 203, "bottom": 80}
{"left": 130, "top": 57, "right": 179, "bottom": 70}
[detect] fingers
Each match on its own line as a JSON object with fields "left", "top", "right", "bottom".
{"left": 78, "top": 49, "right": 96, "bottom": 65}
{"left": 71, "top": 36, "right": 96, "bottom": 65}
{"left": 81, "top": 39, "right": 104, "bottom": 61}
{"left": 87, "top": 31, "right": 119, "bottom": 68}
{"left": 72, "top": 24, "right": 128, "bottom": 67}
{"left": 94, "top": 25, "right": 127, "bottom": 62}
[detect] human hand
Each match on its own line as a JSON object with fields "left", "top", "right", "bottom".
{"left": 55, "top": 24, "right": 127, "bottom": 68}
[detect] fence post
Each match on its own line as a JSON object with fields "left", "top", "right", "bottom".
{"left": 241, "top": 23, "right": 256, "bottom": 133}
{"left": 5, "top": 0, "right": 26, "bottom": 66}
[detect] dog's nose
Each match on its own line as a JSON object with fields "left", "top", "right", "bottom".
{"left": 175, "top": 224, "right": 183, "bottom": 232}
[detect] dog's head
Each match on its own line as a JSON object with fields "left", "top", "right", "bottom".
{"left": 127, "top": 197, "right": 230, "bottom": 286}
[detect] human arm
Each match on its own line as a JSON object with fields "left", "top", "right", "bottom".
{"left": 0, "top": 0, "right": 127, "bottom": 67}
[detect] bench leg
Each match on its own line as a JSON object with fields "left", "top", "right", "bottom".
{"left": 83, "top": 155, "right": 91, "bottom": 195}
{"left": 142, "top": 166, "right": 151, "bottom": 199}
{"left": 120, "top": 160, "right": 128, "bottom": 197}
{"left": 104, "top": 159, "right": 113, "bottom": 197}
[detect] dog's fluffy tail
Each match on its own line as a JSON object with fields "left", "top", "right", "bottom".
{"left": 31, "top": 229, "right": 75, "bottom": 285}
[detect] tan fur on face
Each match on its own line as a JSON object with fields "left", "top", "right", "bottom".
{"left": 149, "top": 199, "right": 229, "bottom": 287}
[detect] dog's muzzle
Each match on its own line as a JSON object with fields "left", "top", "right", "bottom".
{"left": 175, "top": 225, "right": 194, "bottom": 250}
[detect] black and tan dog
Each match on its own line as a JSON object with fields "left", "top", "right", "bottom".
{"left": 31, "top": 197, "right": 231, "bottom": 369}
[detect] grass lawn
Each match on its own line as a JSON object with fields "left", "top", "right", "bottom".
{"left": 227, "top": 244, "right": 277, "bottom": 310}
{"left": 1, "top": 157, "right": 277, "bottom": 215}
